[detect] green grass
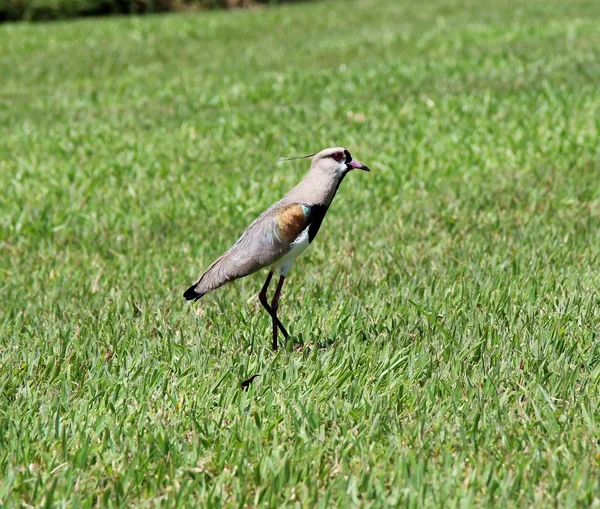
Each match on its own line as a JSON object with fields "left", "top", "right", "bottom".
{"left": 1, "top": 0, "right": 600, "bottom": 505}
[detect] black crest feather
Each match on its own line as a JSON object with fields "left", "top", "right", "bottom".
{"left": 278, "top": 153, "right": 316, "bottom": 162}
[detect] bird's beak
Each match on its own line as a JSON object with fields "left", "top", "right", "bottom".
{"left": 347, "top": 159, "right": 370, "bottom": 172}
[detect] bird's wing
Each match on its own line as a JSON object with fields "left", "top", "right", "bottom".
{"left": 184, "top": 203, "right": 312, "bottom": 300}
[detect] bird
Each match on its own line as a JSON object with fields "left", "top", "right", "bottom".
{"left": 184, "top": 146, "right": 370, "bottom": 350}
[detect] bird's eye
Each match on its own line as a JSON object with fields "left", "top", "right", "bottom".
{"left": 332, "top": 152, "right": 344, "bottom": 162}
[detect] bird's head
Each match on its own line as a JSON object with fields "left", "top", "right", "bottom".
{"left": 310, "top": 147, "right": 370, "bottom": 178}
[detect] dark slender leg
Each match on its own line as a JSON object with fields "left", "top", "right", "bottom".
{"left": 258, "top": 272, "right": 288, "bottom": 349}
{"left": 270, "top": 275, "right": 288, "bottom": 351}
{"left": 259, "top": 271, "right": 273, "bottom": 307}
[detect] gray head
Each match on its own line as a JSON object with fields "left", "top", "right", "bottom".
{"left": 310, "top": 147, "right": 370, "bottom": 178}
{"left": 282, "top": 146, "right": 370, "bottom": 206}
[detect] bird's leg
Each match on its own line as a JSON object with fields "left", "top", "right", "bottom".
{"left": 258, "top": 271, "right": 274, "bottom": 310}
{"left": 258, "top": 271, "right": 288, "bottom": 348}
{"left": 270, "top": 275, "right": 289, "bottom": 350}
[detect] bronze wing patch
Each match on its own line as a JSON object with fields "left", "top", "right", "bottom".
{"left": 276, "top": 204, "right": 310, "bottom": 242}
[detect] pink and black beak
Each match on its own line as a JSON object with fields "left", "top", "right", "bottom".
{"left": 344, "top": 150, "right": 370, "bottom": 172}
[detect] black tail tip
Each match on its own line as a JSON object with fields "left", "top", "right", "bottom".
{"left": 183, "top": 285, "right": 204, "bottom": 301}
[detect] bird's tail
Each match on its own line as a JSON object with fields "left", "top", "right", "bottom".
{"left": 183, "top": 253, "right": 234, "bottom": 301}
{"left": 183, "top": 285, "right": 205, "bottom": 301}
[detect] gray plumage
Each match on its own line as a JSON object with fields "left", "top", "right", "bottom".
{"left": 184, "top": 206, "right": 289, "bottom": 299}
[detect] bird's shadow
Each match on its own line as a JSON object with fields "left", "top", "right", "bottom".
{"left": 315, "top": 337, "right": 336, "bottom": 349}
{"left": 289, "top": 334, "right": 337, "bottom": 352}
{"left": 240, "top": 374, "right": 260, "bottom": 391}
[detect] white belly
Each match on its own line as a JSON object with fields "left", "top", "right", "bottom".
{"left": 272, "top": 227, "right": 310, "bottom": 275}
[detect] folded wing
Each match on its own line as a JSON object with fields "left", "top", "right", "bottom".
{"left": 183, "top": 203, "right": 310, "bottom": 300}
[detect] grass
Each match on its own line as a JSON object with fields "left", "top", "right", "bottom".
{"left": 1, "top": 0, "right": 600, "bottom": 505}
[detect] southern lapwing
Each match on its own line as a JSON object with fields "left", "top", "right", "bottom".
{"left": 184, "top": 146, "right": 370, "bottom": 350}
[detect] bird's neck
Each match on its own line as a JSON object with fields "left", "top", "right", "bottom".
{"left": 289, "top": 170, "right": 346, "bottom": 207}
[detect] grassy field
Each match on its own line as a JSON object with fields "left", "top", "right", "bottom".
{"left": 1, "top": 0, "right": 600, "bottom": 505}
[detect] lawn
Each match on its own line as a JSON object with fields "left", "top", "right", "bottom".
{"left": 1, "top": 0, "right": 600, "bottom": 505}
